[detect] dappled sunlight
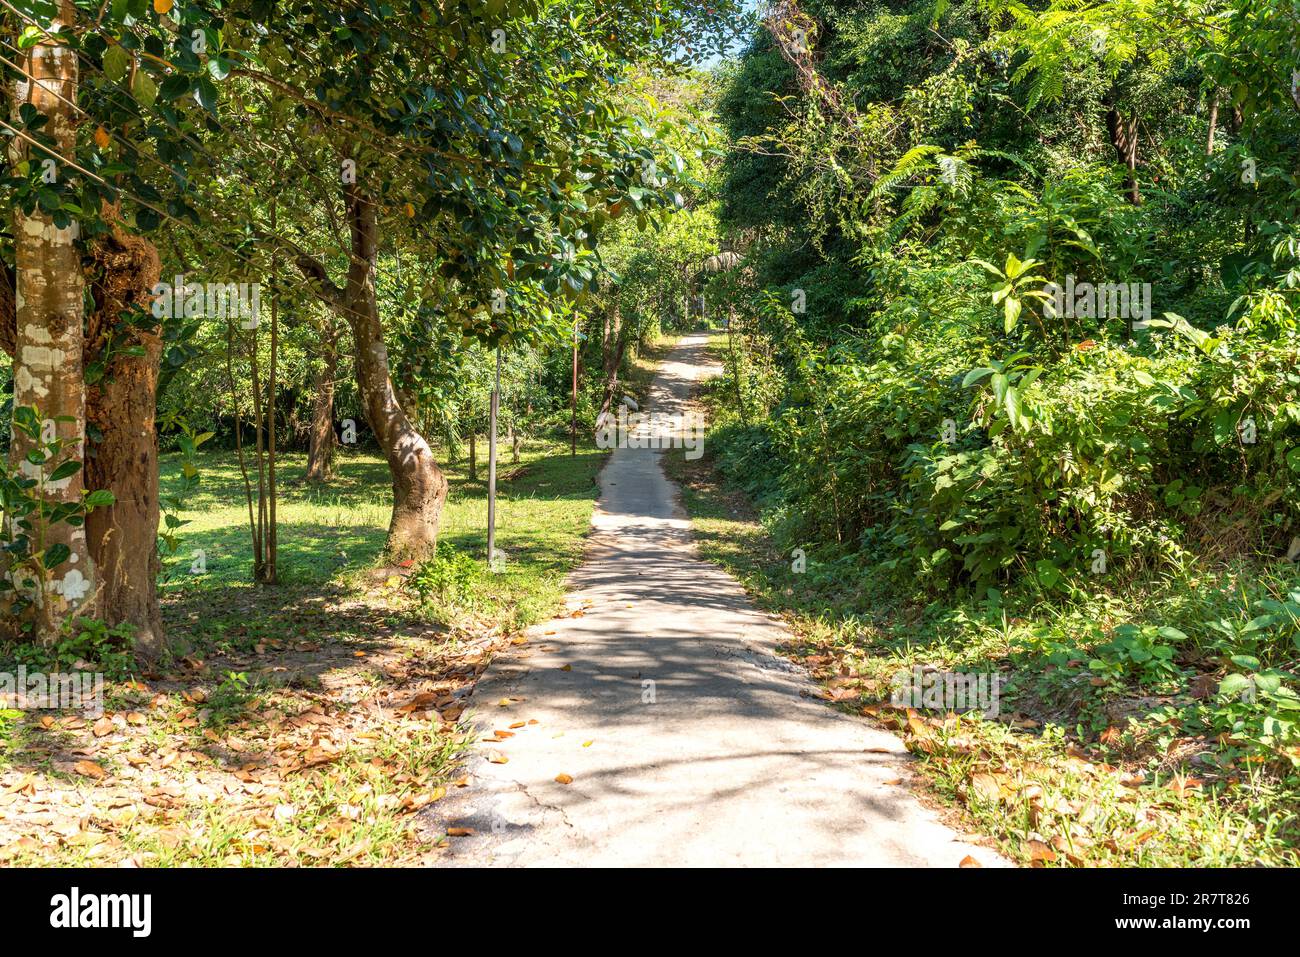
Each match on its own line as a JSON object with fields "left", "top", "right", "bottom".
{"left": 433, "top": 333, "right": 1006, "bottom": 867}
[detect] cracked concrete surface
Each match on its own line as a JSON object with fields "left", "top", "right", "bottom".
{"left": 433, "top": 332, "right": 1007, "bottom": 867}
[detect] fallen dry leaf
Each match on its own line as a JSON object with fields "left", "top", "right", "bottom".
{"left": 1025, "top": 840, "right": 1057, "bottom": 865}
{"left": 73, "top": 760, "right": 106, "bottom": 781}
{"left": 969, "top": 772, "right": 1002, "bottom": 804}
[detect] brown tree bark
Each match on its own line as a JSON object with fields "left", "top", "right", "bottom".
{"left": 1106, "top": 107, "right": 1142, "bottom": 205}
{"left": 5, "top": 3, "right": 95, "bottom": 639}
{"left": 1, "top": 222, "right": 165, "bottom": 658}
{"left": 296, "top": 179, "right": 447, "bottom": 562}
{"left": 304, "top": 327, "right": 337, "bottom": 484}
{"left": 598, "top": 299, "right": 627, "bottom": 423}
{"left": 82, "top": 211, "right": 165, "bottom": 660}
{"left": 1206, "top": 90, "right": 1219, "bottom": 156}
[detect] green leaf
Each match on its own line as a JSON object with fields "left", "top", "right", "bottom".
{"left": 1212, "top": 409, "right": 1238, "bottom": 446}
{"left": 991, "top": 372, "right": 1008, "bottom": 404}
{"left": 1004, "top": 387, "right": 1022, "bottom": 429}
{"left": 194, "top": 76, "right": 218, "bottom": 114}
{"left": 1219, "top": 673, "right": 1253, "bottom": 698}
{"left": 103, "top": 44, "right": 130, "bottom": 83}
{"left": 1003, "top": 296, "right": 1021, "bottom": 332}
{"left": 131, "top": 70, "right": 158, "bottom": 108}
{"left": 17, "top": 24, "right": 50, "bottom": 50}
{"left": 48, "top": 459, "right": 82, "bottom": 483}
{"left": 1035, "top": 559, "right": 1060, "bottom": 588}
{"left": 43, "top": 543, "right": 70, "bottom": 569}
{"left": 1242, "top": 614, "right": 1276, "bottom": 634}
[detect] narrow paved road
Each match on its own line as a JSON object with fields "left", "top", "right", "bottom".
{"left": 436, "top": 332, "right": 1005, "bottom": 867}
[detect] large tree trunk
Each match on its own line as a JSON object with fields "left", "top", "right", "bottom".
{"left": 5, "top": 3, "right": 95, "bottom": 640}
{"left": 3, "top": 218, "right": 169, "bottom": 658}
{"left": 304, "top": 330, "right": 337, "bottom": 484}
{"left": 339, "top": 182, "right": 447, "bottom": 562}
{"left": 84, "top": 214, "right": 165, "bottom": 660}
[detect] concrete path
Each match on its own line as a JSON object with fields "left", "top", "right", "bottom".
{"left": 436, "top": 332, "right": 1005, "bottom": 867}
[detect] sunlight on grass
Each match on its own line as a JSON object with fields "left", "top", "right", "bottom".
{"left": 160, "top": 440, "right": 609, "bottom": 607}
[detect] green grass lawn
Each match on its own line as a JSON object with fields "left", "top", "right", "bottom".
{"left": 160, "top": 438, "right": 608, "bottom": 632}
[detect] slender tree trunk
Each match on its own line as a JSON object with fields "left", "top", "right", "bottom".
{"left": 83, "top": 211, "right": 165, "bottom": 660}
{"left": 1206, "top": 90, "right": 1219, "bottom": 156}
{"left": 340, "top": 182, "right": 447, "bottom": 562}
{"left": 1106, "top": 107, "right": 1142, "bottom": 205}
{"left": 598, "top": 300, "right": 626, "bottom": 423}
{"left": 5, "top": 2, "right": 95, "bottom": 639}
{"left": 227, "top": 323, "right": 262, "bottom": 574}
{"left": 1229, "top": 104, "right": 1244, "bottom": 135}
{"left": 262, "top": 212, "right": 279, "bottom": 585}
{"left": 305, "top": 331, "right": 338, "bottom": 483}
{"left": 600, "top": 296, "right": 613, "bottom": 380}
{"left": 246, "top": 301, "right": 267, "bottom": 583}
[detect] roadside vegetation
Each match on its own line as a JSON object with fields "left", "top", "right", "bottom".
{"left": 0, "top": 439, "right": 606, "bottom": 865}
{"left": 669, "top": 326, "right": 1300, "bottom": 866}
{"left": 643, "top": 0, "right": 1300, "bottom": 867}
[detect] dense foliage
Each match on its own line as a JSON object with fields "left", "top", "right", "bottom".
{"left": 705, "top": 0, "right": 1300, "bottom": 785}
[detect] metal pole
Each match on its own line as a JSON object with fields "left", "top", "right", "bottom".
{"left": 577, "top": 317, "right": 582, "bottom": 455}
{"left": 487, "top": 346, "right": 500, "bottom": 570}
